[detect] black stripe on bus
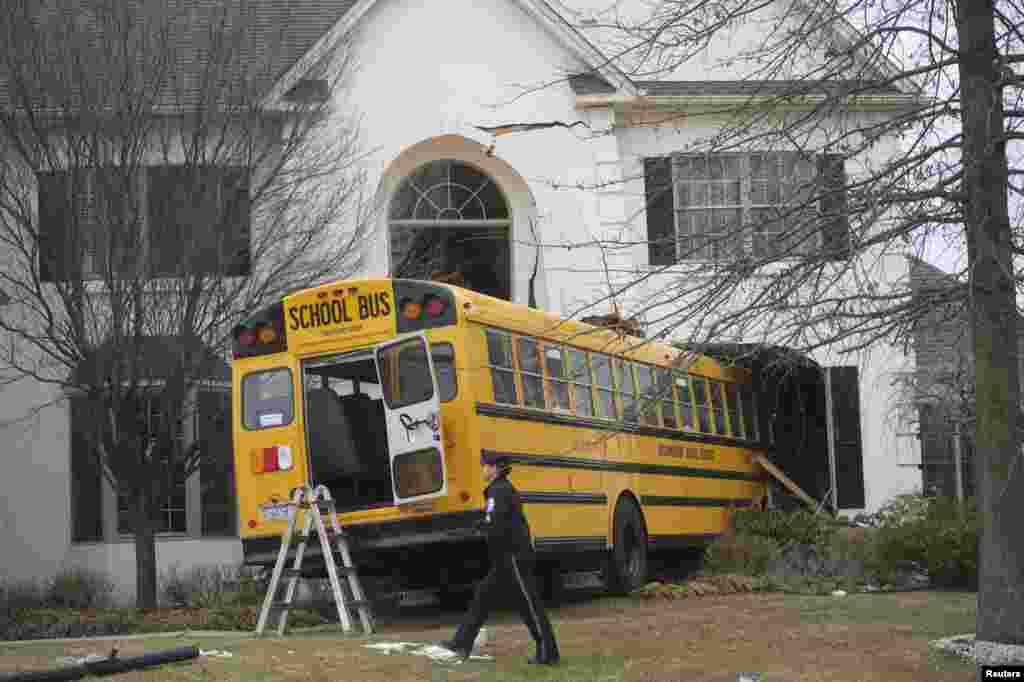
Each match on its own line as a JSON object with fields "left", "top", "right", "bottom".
{"left": 476, "top": 402, "right": 767, "bottom": 449}
{"left": 648, "top": 533, "right": 721, "bottom": 551}
{"left": 642, "top": 495, "right": 754, "bottom": 508}
{"left": 520, "top": 492, "right": 608, "bottom": 505}
{"left": 485, "top": 450, "right": 761, "bottom": 481}
{"left": 534, "top": 536, "right": 607, "bottom": 553}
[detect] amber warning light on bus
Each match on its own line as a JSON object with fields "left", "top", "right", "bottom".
{"left": 232, "top": 303, "right": 288, "bottom": 359}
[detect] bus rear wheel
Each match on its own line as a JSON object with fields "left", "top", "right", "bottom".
{"left": 604, "top": 497, "right": 648, "bottom": 595}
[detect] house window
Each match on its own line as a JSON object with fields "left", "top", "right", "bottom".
{"left": 70, "top": 387, "right": 236, "bottom": 542}
{"left": 117, "top": 393, "right": 188, "bottom": 535}
{"left": 37, "top": 165, "right": 251, "bottom": 281}
{"left": 644, "top": 153, "right": 849, "bottom": 263}
{"left": 389, "top": 159, "right": 511, "bottom": 300}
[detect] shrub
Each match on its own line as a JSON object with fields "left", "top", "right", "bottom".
{"left": 161, "top": 563, "right": 266, "bottom": 609}
{"left": 871, "top": 494, "right": 979, "bottom": 589}
{"left": 46, "top": 568, "right": 114, "bottom": 609}
{"left": 703, "top": 532, "right": 782, "bottom": 576}
{"left": 733, "top": 508, "right": 838, "bottom": 548}
{"left": 0, "top": 578, "right": 46, "bottom": 612}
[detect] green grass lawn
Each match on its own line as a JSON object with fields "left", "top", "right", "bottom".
{"left": 0, "top": 591, "right": 980, "bottom": 682}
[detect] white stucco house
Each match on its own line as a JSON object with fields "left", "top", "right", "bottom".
{"left": 0, "top": 0, "right": 926, "bottom": 603}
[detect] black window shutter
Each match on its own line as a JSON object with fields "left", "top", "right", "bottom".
{"left": 830, "top": 365, "right": 866, "bottom": 509}
{"left": 222, "top": 168, "right": 251, "bottom": 277}
{"left": 817, "top": 154, "right": 850, "bottom": 260}
{"left": 644, "top": 157, "right": 676, "bottom": 266}
{"left": 70, "top": 396, "right": 104, "bottom": 542}
{"left": 37, "top": 171, "right": 73, "bottom": 282}
{"left": 199, "top": 390, "right": 235, "bottom": 536}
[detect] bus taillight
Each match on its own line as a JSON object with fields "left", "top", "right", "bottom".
{"left": 253, "top": 445, "right": 293, "bottom": 473}
{"left": 233, "top": 302, "right": 287, "bottom": 358}
{"left": 424, "top": 295, "right": 447, "bottom": 317}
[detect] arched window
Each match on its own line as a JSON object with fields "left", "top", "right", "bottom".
{"left": 389, "top": 160, "right": 511, "bottom": 300}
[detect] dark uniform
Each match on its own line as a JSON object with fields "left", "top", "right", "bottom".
{"left": 443, "top": 454, "right": 560, "bottom": 664}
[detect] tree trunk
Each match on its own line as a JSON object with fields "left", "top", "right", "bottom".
{"left": 956, "top": 0, "right": 1024, "bottom": 645}
{"left": 134, "top": 485, "right": 159, "bottom": 610}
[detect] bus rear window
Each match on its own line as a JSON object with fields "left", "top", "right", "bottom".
{"left": 242, "top": 368, "right": 294, "bottom": 429}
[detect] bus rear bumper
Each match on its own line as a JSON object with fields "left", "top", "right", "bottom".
{"left": 241, "top": 509, "right": 485, "bottom": 568}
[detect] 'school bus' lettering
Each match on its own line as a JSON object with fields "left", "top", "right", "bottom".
{"left": 231, "top": 277, "right": 770, "bottom": 599}
{"left": 287, "top": 292, "right": 392, "bottom": 330}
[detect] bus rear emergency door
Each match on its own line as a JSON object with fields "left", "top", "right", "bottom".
{"left": 375, "top": 333, "right": 448, "bottom": 505}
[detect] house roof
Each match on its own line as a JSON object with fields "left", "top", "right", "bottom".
{"left": 0, "top": 0, "right": 358, "bottom": 113}
{"left": 633, "top": 80, "right": 904, "bottom": 97}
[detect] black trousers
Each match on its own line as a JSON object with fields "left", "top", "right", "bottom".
{"left": 451, "top": 552, "right": 559, "bottom": 661}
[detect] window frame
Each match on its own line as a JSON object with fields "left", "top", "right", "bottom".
{"left": 485, "top": 328, "right": 519, "bottom": 405}
{"left": 515, "top": 336, "right": 546, "bottom": 410}
{"left": 241, "top": 367, "right": 295, "bottom": 431}
{"left": 541, "top": 342, "right": 572, "bottom": 413}
{"left": 646, "top": 152, "right": 846, "bottom": 264}
{"left": 567, "top": 347, "right": 595, "bottom": 418}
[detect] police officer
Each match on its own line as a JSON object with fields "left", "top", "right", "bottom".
{"left": 439, "top": 452, "right": 560, "bottom": 665}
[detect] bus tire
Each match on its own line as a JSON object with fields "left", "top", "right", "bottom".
{"left": 605, "top": 496, "right": 648, "bottom": 596}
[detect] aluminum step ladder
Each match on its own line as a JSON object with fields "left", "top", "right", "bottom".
{"left": 256, "top": 484, "right": 374, "bottom": 636}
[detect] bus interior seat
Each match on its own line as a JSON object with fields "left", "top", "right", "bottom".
{"left": 305, "top": 388, "right": 367, "bottom": 479}
{"left": 337, "top": 393, "right": 391, "bottom": 489}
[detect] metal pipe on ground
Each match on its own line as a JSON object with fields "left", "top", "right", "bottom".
{"left": 0, "top": 646, "right": 200, "bottom": 681}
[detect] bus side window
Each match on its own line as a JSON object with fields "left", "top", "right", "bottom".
{"left": 740, "top": 385, "right": 758, "bottom": 440}
{"left": 675, "top": 373, "right": 696, "bottom": 431}
{"left": 543, "top": 344, "right": 571, "bottom": 412}
{"left": 516, "top": 337, "right": 545, "bottom": 409}
{"left": 636, "top": 364, "right": 657, "bottom": 426}
{"left": 592, "top": 353, "right": 616, "bottom": 420}
{"left": 486, "top": 329, "right": 518, "bottom": 405}
{"left": 568, "top": 349, "right": 594, "bottom": 417}
{"left": 691, "top": 377, "right": 712, "bottom": 433}
{"left": 656, "top": 367, "right": 678, "bottom": 429}
{"left": 431, "top": 343, "right": 457, "bottom": 402}
{"left": 616, "top": 360, "right": 638, "bottom": 424}
{"left": 709, "top": 381, "right": 727, "bottom": 435}
{"left": 725, "top": 383, "right": 742, "bottom": 438}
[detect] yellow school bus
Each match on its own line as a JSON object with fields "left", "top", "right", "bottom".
{"left": 231, "top": 278, "right": 768, "bottom": 597}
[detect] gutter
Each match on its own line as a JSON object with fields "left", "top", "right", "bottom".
{"left": 576, "top": 92, "right": 926, "bottom": 111}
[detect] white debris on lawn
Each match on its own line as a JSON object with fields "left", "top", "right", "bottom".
{"left": 199, "top": 649, "right": 234, "bottom": 658}
{"left": 931, "top": 634, "right": 1024, "bottom": 666}
{"left": 57, "top": 654, "right": 107, "bottom": 665}
{"left": 363, "top": 642, "right": 493, "bottom": 663}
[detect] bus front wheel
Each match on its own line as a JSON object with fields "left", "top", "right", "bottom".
{"left": 604, "top": 497, "right": 648, "bottom": 595}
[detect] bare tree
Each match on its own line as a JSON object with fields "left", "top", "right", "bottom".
{"left": 479, "top": 0, "right": 1023, "bottom": 644}
{"left": 0, "top": 0, "right": 369, "bottom": 608}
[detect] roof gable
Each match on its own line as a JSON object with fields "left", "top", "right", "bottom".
{"left": 263, "top": 0, "right": 637, "bottom": 107}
